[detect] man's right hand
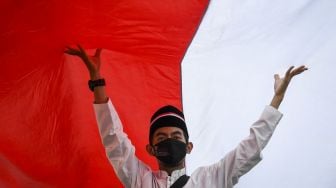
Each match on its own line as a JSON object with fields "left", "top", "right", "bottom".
{"left": 65, "top": 45, "right": 108, "bottom": 103}
{"left": 65, "top": 45, "right": 102, "bottom": 80}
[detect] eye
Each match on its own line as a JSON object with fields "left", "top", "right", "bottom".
{"left": 157, "top": 137, "right": 165, "bottom": 142}
{"left": 173, "top": 136, "right": 182, "bottom": 140}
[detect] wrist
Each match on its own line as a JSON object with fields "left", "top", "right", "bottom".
{"left": 274, "top": 94, "right": 284, "bottom": 101}
{"left": 270, "top": 94, "right": 284, "bottom": 109}
{"left": 90, "top": 72, "right": 101, "bottom": 80}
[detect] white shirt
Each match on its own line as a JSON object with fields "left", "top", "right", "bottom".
{"left": 93, "top": 100, "right": 283, "bottom": 188}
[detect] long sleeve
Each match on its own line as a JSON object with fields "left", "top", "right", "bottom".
{"left": 93, "top": 100, "right": 150, "bottom": 188}
{"left": 187, "top": 105, "right": 283, "bottom": 188}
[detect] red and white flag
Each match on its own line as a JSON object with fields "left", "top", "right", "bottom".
{"left": 1, "top": 0, "right": 335, "bottom": 187}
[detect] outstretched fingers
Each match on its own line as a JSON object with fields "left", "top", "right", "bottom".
{"left": 64, "top": 46, "right": 81, "bottom": 56}
{"left": 74, "top": 44, "right": 93, "bottom": 67}
{"left": 291, "top": 65, "right": 308, "bottom": 76}
{"left": 77, "top": 45, "right": 89, "bottom": 59}
{"left": 65, "top": 45, "right": 103, "bottom": 71}
{"left": 285, "top": 66, "right": 294, "bottom": 78}
{"left": 285, "top": 65, "right": 308, "bottom": 80}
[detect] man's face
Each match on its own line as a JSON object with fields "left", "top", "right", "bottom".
{"left": 152, "top": 126, "right": 186, "bottom": 145}
{"left": 146, "top": 126, "right": 193, "bottom": 168}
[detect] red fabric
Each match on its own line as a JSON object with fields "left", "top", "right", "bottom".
{"left": 0, "top": 0, "right": 209, "bottom": 187}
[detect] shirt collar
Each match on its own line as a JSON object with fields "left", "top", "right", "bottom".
{"left": 171, "top": 168, "right": 186, "bottom": 178}
{"left": 157, "top": 167, "right": 186, "bottom": 178}
{"left": 166, "top": 168, "right": 187, "bottom": 187}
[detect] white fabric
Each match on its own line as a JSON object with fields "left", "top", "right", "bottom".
{"left": 182, "top": 1, "right": 336, "bottom": 188}
{"left": 93, "top": 99, "right": 282, "bottom": 188}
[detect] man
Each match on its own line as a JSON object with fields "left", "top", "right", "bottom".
{"left": 65, "top": 45, "right": 307, "bottom": 188}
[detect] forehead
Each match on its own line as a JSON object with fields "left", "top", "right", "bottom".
{"left": 153, "top": 126, "right": 184, "bottom": 136}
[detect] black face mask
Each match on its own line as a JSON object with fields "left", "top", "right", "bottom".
{"left": 153, "top": 138, "right": 187, "bottom": 166}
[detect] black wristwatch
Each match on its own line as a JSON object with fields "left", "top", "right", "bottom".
{"left": 88, "top": 79, "right": 106, "bottom": 92}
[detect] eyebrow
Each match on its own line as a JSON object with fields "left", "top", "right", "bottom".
{"left": 171, "top": 131, "right": 183, "bottom": 136}
{"left": 154, "top": 130, "right": 183, "bottom": 137}
{"left": 154, "top": 132, "right": 168, "bottom": 137}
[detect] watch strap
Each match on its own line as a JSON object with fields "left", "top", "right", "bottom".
{"left": 88, "top": 79, "right": 105, "bottom": 91}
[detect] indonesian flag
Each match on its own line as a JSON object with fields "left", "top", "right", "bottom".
{"left": 0, "top": 0, "right": 335, "bottom": 188}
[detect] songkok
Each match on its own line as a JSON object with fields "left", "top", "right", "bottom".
{"left": 149, "top": 105, "right": 189, "bottom": 143}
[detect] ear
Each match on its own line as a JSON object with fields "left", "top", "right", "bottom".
{"left": 186, "top": 142, "right": 193, "bottom": 154}
{"left": 146, "top": 144, "right": 156, "bottom": 156}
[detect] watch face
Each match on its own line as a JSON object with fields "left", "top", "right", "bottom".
{"left": 89, "top": 81, "right": 94, "bottom": 87}
{"left": 88, "top": 80, "right": 95, "bottom": 91}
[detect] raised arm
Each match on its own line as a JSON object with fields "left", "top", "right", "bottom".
{"left": 65, "top": 45, "right": 150, "bottom": 187}
{"left": 189, "top": 65, "right": 308, "bottom": 187}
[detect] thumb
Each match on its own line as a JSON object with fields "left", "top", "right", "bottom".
{"left": 95, "top": 48, "right": 102, "bottom": 57}
{"left": 274, "top": 74, "right": 280, "bottom": 81}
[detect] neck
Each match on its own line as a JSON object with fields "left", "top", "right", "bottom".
{"left": 159, "top": 160, "right": 185, "bottom": 176}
